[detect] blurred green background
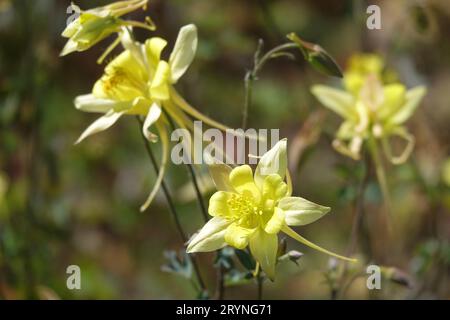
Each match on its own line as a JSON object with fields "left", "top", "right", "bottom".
{"left": 0, "top": 0, "right": 449, "bottom": 299}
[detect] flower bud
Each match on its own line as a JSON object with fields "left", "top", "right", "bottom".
{"left": 287, "top": 33, "right": 343, "bottom": 78}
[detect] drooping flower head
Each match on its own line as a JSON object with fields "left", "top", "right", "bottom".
{"left": 61, "top": 0, "right": 154, "bottom": 56}
{"left": 187, "top": 139, "right": 355, "bottom": 280}
{"left": 311, "top": 53, "right": 426, "bottom": 163}
{"left": 72, "top": 24, "right": 231, "bottom": 211}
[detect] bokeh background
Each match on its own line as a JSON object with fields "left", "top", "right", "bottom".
{"left": 0, "top": 0, "right": 449, "bottom": 299}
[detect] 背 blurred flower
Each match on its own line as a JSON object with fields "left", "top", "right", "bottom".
{"left": 60, "top": 0, "right": 154, "bottom": 57}
{"left": 311, "top": 53, "right": 426, "bottom": 163}
{"left": 73, "top": 24, "right": 230, "bottom": 211}
{"left": 187, "top": 139, "right": 355, "bottom": 280}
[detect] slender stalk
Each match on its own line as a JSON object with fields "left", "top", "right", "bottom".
{"left": 215, "top": 264, "right": 225, "bottom": 300}
{"left": 242, "top": 70, "right": 254, "bottom": 131}
{"left": 254, "top": 43, "right": 297, "bottom": 73}
{"left": 257, "top": 272, "right": 263, "bottom": 300}
{"left": 165, "top": 116, "right": 209, "bottom": 223}
{"left": 186, "top": 163, "right": 208, "bottom": 222}
{"left": 368, "top": 136, "right": 393, "bottom": 233}
{"left": 164, "top": 112, "right": 226, "bottom": 299}
{"left": 136, "top": 117, "right": 207, "bottom": 295}
{"left": 242, "top": 40, "right": 262, "bottom": 130}
{"left": 242, "top": 42, "right": 297, "bottom": 130}
{"left": 333, "top": 154, "right": 371, "bottom": 299}
{"left": 346, "top": 154, "right": 371, "bottom": 257}
{"left": 242, "top": 43, "right": 298, "bottom": 299}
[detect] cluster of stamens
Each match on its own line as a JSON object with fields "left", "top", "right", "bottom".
{"left": 227, "top": 193, "right": 263, "bottom": 228}
{"left": 101, "top": 68, "right": 125, "bottom": 94}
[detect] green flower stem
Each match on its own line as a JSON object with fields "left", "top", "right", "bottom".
{"left": 257, "top": 270, "right": 263, "bottom": 300}
{"left": 333, "top": 154, "right": 371, "bottom": 299}
{"left": 164, "top": 113, "right": 226, "bottom": 299}
{"left": 241, "top": 42, "right": 297, "bottom": 298}
{"left": 368, "top": 136, "right": 393, "bottom": 233}
{"left": 215, "top": 263, "right": 225, "bottom": 300}
{"left": 166, "top": 113, "right": 209, "bottom": 223}
{"left": 242, "top": 42, "right": 298, "bottom": 130}
{"left": 136, "top": 117, "right": 207, "bottom": 296}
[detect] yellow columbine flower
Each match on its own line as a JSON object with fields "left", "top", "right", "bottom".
{"left": 311, "top": 54, "right": 426, "bottom": 163}
{"left": 61, "top": 0, "right": 154, "bottom": 56}
{"left": 187, "top": 139, "right": 355, "bottom": 280}
{"left": 73, "top": 24, "right": 230, "bottom": 211}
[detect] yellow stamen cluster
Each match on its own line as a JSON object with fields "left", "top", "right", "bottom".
{"left": 227, "top": 193, "right": 265, "bottom": 228}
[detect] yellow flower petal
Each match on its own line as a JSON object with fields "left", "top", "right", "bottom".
{"left": 145, "top": 37, "right": 168, "bottom": 68}
{"left": 381, "top": 127, "right": 415, "bottom": 165}
{"left": 347, "top": 53, "right": 384, "bottom": 76}
{"left": 75, "top": 110, "right": 124, "bottom": 144}
{"left": 208, "top": 191, "right": 234, "bottom": 218}
{"left": 254, "top": 139, "right": 287, "bottom": 189}
{"left": 229, "top": 165, "right": 261, "bottom": 202}
{"left": 224, "top": 223, "right": 255, "bottom": 249}
{"left": 169, "top": 24, "right": 197, "bottom": 83}
{"left": 140, "top": 121, "right": 169, "bottom": 211}
{"left": 187, "top": 217, "right": 230, "bottom": 253}
{"left": 150, "top": 61, "right": 171, "bottom": 101}
{"left": 142, "top": 103, "right": 162, "bottom": 142}
{"left": 311, "top": 85, "right": 357, "bottom": 121}
{"left": 264, "top": 207, "right": 285, "bottom": 234}
{"left": 378, "top": 83, "right": 406, "bottom": 120}
{"left": 281, "top": 225, "right": 356, "bottom": 262}
{"left": 206, "top": 160, "right": 234, "bottom": 192}
{"left": 278, "top": 197, "right": 330, "bottom": 226}
{"left": 74, "top": 94, "right": 127, "bottom": 113}
{"left": 388, "top": 86, "right": 426, "bottom": 126}
{"left": 262, "top": 174, "right": 288, "bottom": 205}
{"left": 249, "top": 228, "right": 278, "bottom": 280}
{"left": 94, "top": 50, "right": 147, "bottom": 101}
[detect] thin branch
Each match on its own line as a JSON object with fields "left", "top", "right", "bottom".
{"left": 136, "top": 117, "right": 207, "bottom": 295}
{"left": 241, "top": 41, "right": 297, "bottom": 130}
{"left": 257, "top": 272, "right": 263, "bottom": 300}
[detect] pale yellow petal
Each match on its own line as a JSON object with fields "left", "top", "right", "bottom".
{"left": 169, "top": 24, "right": 197, "bottom": 83}
{"left": 262, "top": 174, "right": 288, "bottom": 204}
{"left": 205, "top": 158, "right": 234, "bottom": 192}
{"left": 150, "top": 61, "right": 171, "bottom": 101}
{"left": 281, "top": 225, "right": 356, "bottom": 262}
{"left": 208, "top": 191, "right": 234, "bottom": 218}
{"left": 74, "top": 94, "right": 125, "bottom": 113}
{"left": 254, "top": 139, "right": 287, "bottom": 189}
{"left": 75, "top": 110, "right": 123, "bottom": 144}
{"left": 140, "top": 121, "right": 169, "bottom": 211}
{"left": 278, "top": 196, "right": 330, "bottom": 226}
{"left": 224, "top": 223, "right": 255, "bottom": 249}
{"left": 249, "top": 228, "right": 278, "bottom": 280}
{"left": 186, "top": 217, "right": 231, "bottom": 253}
{"left": 311, "top": 85, "right": 357, "bottom": 120}
{"left": 142, "top": 103, "right": 162, "bottom": 142}
{"left": 389, "top": 86, "right": 426, "bottom": 125}
{"left": 229, "top": 165, "right": 260, "bottom": 201}
{"left": 145, "top": 37, "right": 168, "bottom": 67}
{"left": 264, "top": 207, "right": 285, "bottom": 234}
